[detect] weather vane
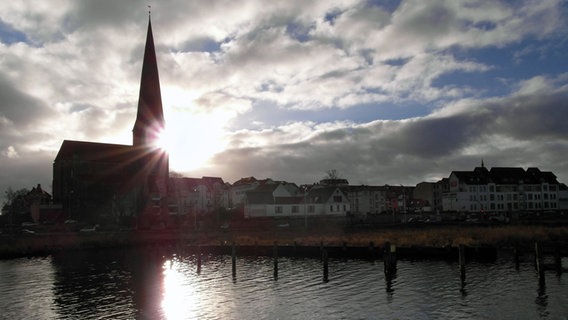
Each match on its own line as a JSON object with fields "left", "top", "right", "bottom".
{"left": 148, "top": 5, "right": 151, "bottom": 16}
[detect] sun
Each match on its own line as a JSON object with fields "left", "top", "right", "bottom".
{"left": 161, "top": 109, "right": 230, "bottom": 172}
{"left": 155, "top": 128, "right": 173, "bottom": 153}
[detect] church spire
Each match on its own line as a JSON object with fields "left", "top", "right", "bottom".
{"left": 133, "top": 14, "right": 164, "bottom": 147}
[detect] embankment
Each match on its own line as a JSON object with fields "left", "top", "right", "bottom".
{"left": 2, "top": 224, "right": 568, "bottom": 260}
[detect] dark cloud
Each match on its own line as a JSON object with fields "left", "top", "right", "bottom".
{"left": 210, "top": 90, "right": 568, "bottom": 185}
{"left": 0, "top": 73, "right": 51, "bottom": 126}
{"left": 488, "top": 93, "right": 568, "bottom": 140}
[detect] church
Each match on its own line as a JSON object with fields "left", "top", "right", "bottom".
{"left": 52, "top": 16, "right": 169, "bottom": 225}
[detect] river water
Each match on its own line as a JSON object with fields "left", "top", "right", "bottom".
{"left": 0, "top": 247, "right": 566, "bottom": 320}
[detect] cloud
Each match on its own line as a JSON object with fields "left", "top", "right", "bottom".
{"left": 1, "top": 0, "right": 568, "bottom": 200}
{"left": 209, "top": 83, "right": 568, "bottom": 185}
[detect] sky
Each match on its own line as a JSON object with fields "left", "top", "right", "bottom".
{"left": 1, "top": 0, "right": 568, "bottom": 200}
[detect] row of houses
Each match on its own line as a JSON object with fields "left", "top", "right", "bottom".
{"left": 8, "top": 165, "right": 567, "bottom": 225}
{"left": 155, "top": 165, "right": 568, "bottom": 220}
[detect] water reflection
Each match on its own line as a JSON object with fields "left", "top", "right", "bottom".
{"left": 51, "top": 249, "right": 137, "bottom": 319}
{"left": 2, "top": 247, "right": 567, "bottom": 319}
{"left": 535, "top": 277, "right": 549, "bottom": 318}
{"left": 161, "top": 259, "right": 198, "bottom": 320}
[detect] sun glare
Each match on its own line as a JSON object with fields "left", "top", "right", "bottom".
{"left": 161, "top": 260, "right": 198, "bottom": 320}
{"left": 165, "top": 109, "right": 230, "bottom": 172}
{"left": 155, "top": 128, "right": 173, "bottom": 152}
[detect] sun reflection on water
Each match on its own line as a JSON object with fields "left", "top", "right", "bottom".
{"left": 161, "top": 259, "right": 199, "bottom": 320}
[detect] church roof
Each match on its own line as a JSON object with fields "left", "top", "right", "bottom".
{"left": 54, "top": 140, "right": 146, "bottom": 163}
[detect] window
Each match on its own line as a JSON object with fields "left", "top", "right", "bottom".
{"left": 275, "top": 206, "right": 283, "bottom": 214}
{"left": 292, "top": 206, "right": 299, "bottom": 213}
{"left": 308, "top": 205, "right": 315, "bottom": 213}
{"left": 330, "top": 205, "right": 333, "bottom": 212}
{"left": 333, "top": 196, "right": 342, "bottom": 202}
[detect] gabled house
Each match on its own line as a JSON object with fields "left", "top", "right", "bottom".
{"left": 305, "top": 186, "right": 351, "bottom": 216}
{"left": 167, "top": 176, "right": 227, "bottom": 216}
{"left": 229, "top": 177, "right": 277, "bottom": 207}
{"left": 244, "top": 183, "right": 350, "bottom": 218}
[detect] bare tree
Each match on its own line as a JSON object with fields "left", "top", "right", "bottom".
{"left": 324, "top": 169, "right": 342, "bottom": 180}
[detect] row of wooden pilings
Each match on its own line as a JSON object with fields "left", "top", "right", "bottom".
{"left": 227, "top": 241, "right": 398, "bottom": 282}
{"left": 187, "top": 241, "right": 564, "bottom": 285}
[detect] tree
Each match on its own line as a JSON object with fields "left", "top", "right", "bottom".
{"left": 321, "top": 169, "right": 349, "bottom": 186}
{"left": 1, "top": 187, "right": 30, "bottom": 225}
{"left": 324, "top": 169, "right": 342, "bottom": 180}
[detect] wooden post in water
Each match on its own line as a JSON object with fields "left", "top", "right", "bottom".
{"left": 513, "top": 243, "right": 520, "bottom": 270}
{"left": 554, "top": 246, "right": 562, "bottom": 275}
{"left": 459, "top": 245, "right": 466, "bottom": 283}
{"left": 197, "top": 245, "right": 202, "bottom": 274}
{"left": 368, "top": 241, "right": 375, "bottom": 261}
{"left": 342, "top": 241, "right": 348, "bottom": 261}
{"left": 535, "top": 242, "right": 545, "bottom": 283}
{"left": 322, "top": 248, "right": 329, "bottom": 282}
{"left": 231, "top": 242, "right": 237, "bottom": 279}
{"left": 384, "top": 242, "right": 397, "bottom": 276}
{"left": 293, "top": 241, "right": 298, "bottom": 257}
{"left": 273, "top": 242, "right": 279, "bottom": 280}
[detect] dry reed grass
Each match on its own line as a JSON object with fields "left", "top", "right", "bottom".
{"left": 214, "top": 225, "right": 568, "bottom": 248}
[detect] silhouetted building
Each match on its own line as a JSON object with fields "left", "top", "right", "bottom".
{"left": 52, "top": 17, "right": 168, "bottom": 224}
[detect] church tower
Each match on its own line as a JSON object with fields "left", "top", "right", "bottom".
{"left": 133, "top": 15, "right": 165, "bottom": 148}
{"left": 132, "top": 15, "right": 169, "bottom": 190}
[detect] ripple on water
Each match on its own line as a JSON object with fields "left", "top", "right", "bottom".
{"left": 1, "top": 248, "right": 567, "bottom": 320}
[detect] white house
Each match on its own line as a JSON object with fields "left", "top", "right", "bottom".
{"left": 244, "top": 183, "right": 350, "bottom": 218}
{"left": 442, "top": 166, "right": 562, "bottom": 213}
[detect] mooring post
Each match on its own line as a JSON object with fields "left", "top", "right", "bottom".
{"left": 384, "top": 242, "right": 397, "bottom": 276}
{"left": 197, "top": 245, "right": 202, "bottom": 274}
{"left": 231, "top": 242, "right": 237, "bottom": 278}
{"left": 513, "top": 243, "right": 520, "bottom": 270}
{"left": 342, "top": 241, "right": 348, "bottom": 261}
{"left": 383, "top": 241, "right": 390, "bottom": 274}
{"left": 535, "top": 242, "right": 545, "bottom": 282}
{"left": 369, "top": 241, "right": 375, "bottom": 261}
{"left": 554, "top": 245, "right": 562, "bottom": 275}
{"left": 390, "top": 243, "right": 397, "bottom": 274}
{"left": 273, "top": 241, "right": 279, "bottom": 280}
{"left": 322, "top": 248, "right": 329, "bottom": 282}
{"left": 459, "top": 244, "right": 466, "bottom": 283}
